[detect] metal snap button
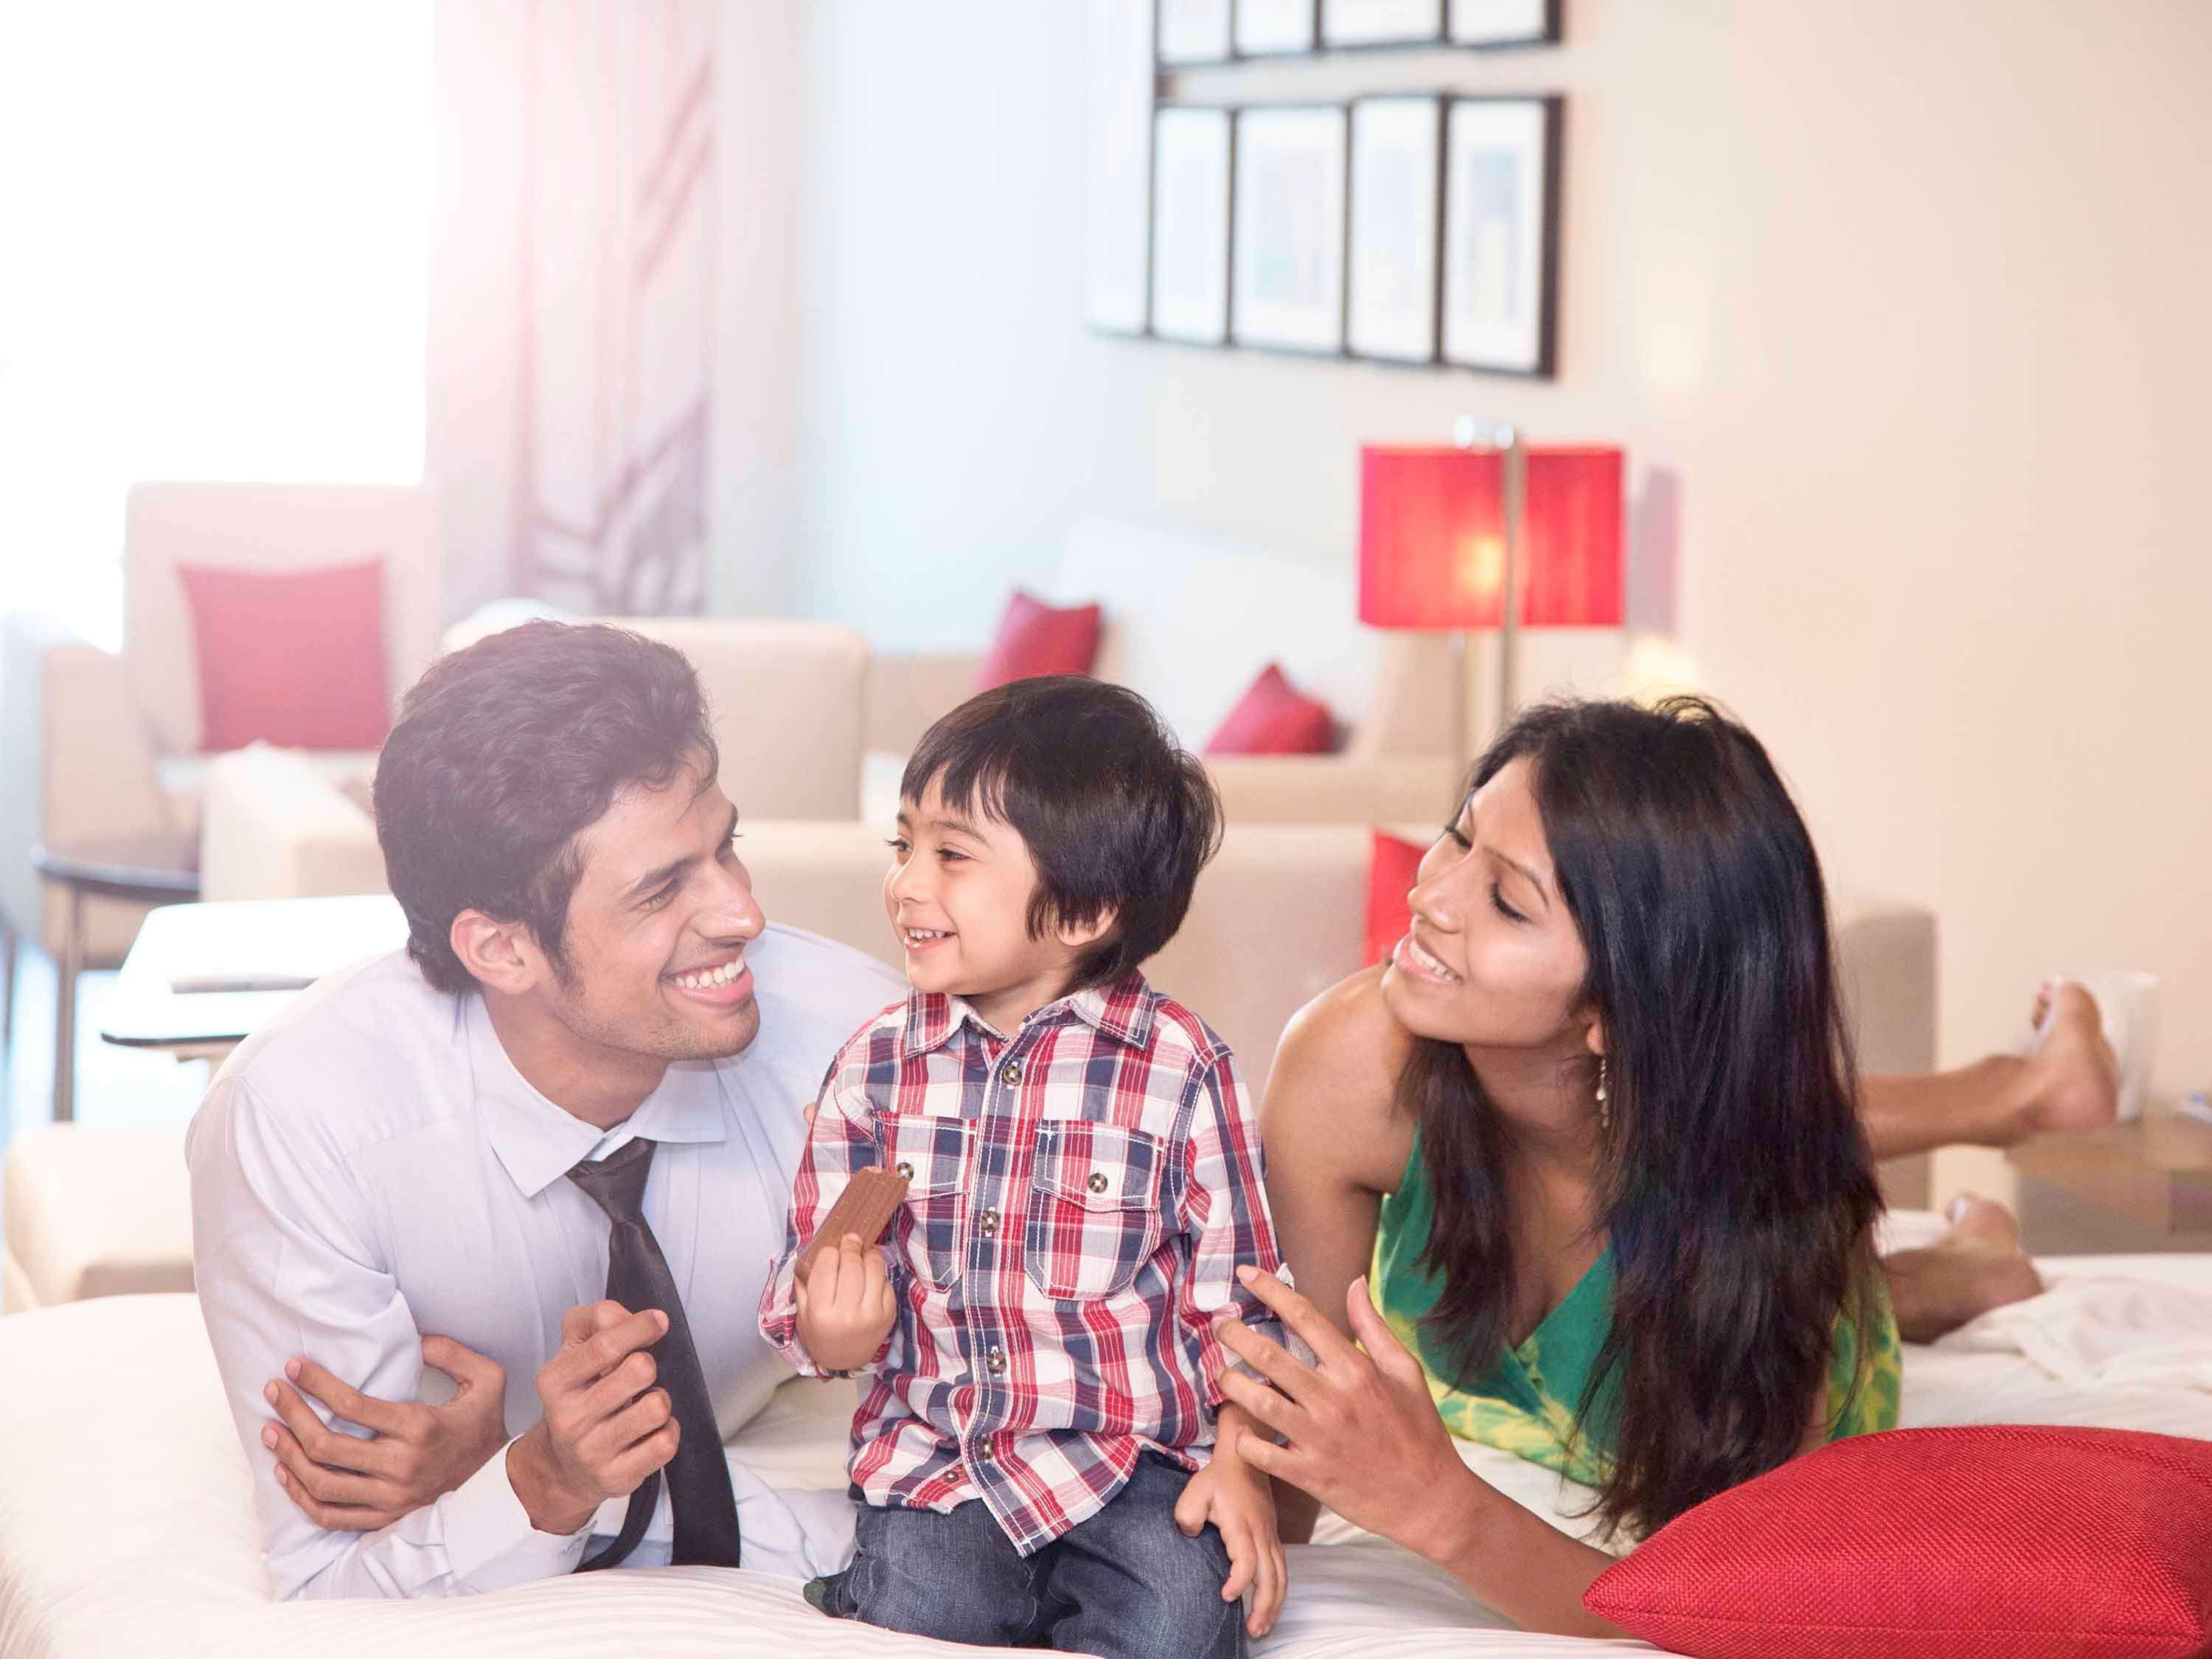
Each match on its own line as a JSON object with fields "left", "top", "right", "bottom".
{"left": 1086, "top": 1171, "right": 1110, "bottom": 1194}
{"left": 894, "top": 1161, "right": 914, "bottom": 1180}
{"left": 1001, "top": 1061, "right": 1023, "bottom": 1088}
{"left": 986, "top": 1346, "right": 1006, "bottom": 1374}
{"left": 979, "top": 1208, "right": 999, "bottom": 1237}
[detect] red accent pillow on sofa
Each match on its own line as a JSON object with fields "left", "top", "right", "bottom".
{"left": 1585, "top": 1425, "right": 2212, "bottom": 1659}
{"left": 177, "top": 560, "right": 391, "bottom": 751}
{"left": 1205, "top": 664, "right": 1335, "bottom": 756}
{"left": 975, "top": 590, "right": 1102, "bottom": 690}
{"left": 1366, "top": 830, "right": 1427, "bottom": 967}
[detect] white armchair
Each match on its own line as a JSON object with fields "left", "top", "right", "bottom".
{"left": 0, "top": 483, "right": 438, "bottom": 1082}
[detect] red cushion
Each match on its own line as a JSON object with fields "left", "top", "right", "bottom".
{"left": 975, "top": 590, "right": 1102, "bottom": 690}
{"left": 1366, "top": 829, "right": 1427, "bottom": 967}
{"left": 176, "top": 560, "right": 391, "bottom": 751}
{"left": 1585, "top": 1425, "right": 2212, "bottom": 1659}
{"left": 1204, "top": 664, "right": 1336, "bottom": 756}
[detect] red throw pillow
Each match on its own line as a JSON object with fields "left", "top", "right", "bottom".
{"left": 176, "top": 560, "right": 391, "bottom": 751}
{"left": 1585, "top": 1425, "right": 2212, "bottom": 1659}
{"left": 975, "top": 590, "right": 1102, "bottom": 690}
{"left": 1205, "top": 664, "right": 1335, "bottom": 756}
{"left": 1366, "top": 829, "right": 1427, "bottom": 967}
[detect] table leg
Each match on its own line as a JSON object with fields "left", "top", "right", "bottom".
{"left": 54, "top": 886, "right": 82, "bottom": 1124}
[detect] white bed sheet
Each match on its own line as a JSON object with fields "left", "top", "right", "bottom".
{"left": 2, "top": 1220, "right": 2208, "bottom": 1659}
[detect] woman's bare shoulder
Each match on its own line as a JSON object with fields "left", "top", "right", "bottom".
{"left": 1262, "top": 965, "right": 1417, "bottom": 1192}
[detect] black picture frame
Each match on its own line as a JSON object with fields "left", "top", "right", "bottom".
{"left": 1319, "top": 0, "right": 1444, "bottom": 50}
{"left": 1447, "top": 0, "right": 1562, "bottom": 49}
{"left": 1439, "top": 94, "right": 1562, "bottom": 378}
{"left": 1158, "top": 0, "right": 1235, "bottom": 67}
{"left": 1230, "top": 102, "right": 1351, "bottom": 356}
{"left": 1234, "top": 0, "right": 1318, "bottom": 58}
{"left": 1346, "top": 93, "right": 1444, "bottom": 366}
{"left": 1148, "top": 104, "right": 1236, "bottom": 347}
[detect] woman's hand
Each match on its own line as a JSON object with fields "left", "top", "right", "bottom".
{"left": 1214, "top": 1265, "right": 1476, "bottom": 1561}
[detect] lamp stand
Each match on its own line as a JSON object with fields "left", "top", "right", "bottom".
{"left": 1449, "top": 417, "right": 1528, "bottom": 757}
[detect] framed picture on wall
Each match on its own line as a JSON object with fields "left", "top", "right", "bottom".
{"left": 1347, "top": 95, "right": 1441, "bottom": 363}
{"left": 1447, "top": 0, "right": 1560, "bottom": 47}
{"left": 1321, "top": 0, "right": 1444, "bottom": 49}
{"left": 1084, "top": 0, "right": 1155, "bottom": 335}
{"left": 1236, "top": 0, "right": 1316, "bottom": 57}
{"left": 1231, "top": 104, "right": 1349, "bottom": 354}
{"left": 1150, "top": 106, "right": 1234, "bottom": 345}
{"left": 1158, "top": 0, "right": 1234, "bottom": 65}
{"left": 1441, "top": 95, "right": 1560, "bottom": 376}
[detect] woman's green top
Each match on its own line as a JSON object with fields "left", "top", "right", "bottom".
{"left": 1371, "top": 1129, "right": 1903, "bottom": 1486}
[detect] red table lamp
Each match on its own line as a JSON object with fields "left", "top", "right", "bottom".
{"left": 1359, "top": 427, "right": 1623, "bottom": 760}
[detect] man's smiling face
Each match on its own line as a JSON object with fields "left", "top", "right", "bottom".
{"left": 538, "top": 751, "right": 766, "bottom": 1064}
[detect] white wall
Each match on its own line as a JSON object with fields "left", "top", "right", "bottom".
{"left": 794, "top": 0, "right": 2212, "bottom": 1110}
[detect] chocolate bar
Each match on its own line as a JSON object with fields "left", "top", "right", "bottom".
{"left": 795, "top": 1164, "right": 911, "bottom": 1281}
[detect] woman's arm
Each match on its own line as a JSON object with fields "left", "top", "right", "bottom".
{"left": 1217, "top": 1267, "right": 1630, "bottom": 1639}
{"left": 1256, "top": 969, "right": 1416, "bottom": 1540}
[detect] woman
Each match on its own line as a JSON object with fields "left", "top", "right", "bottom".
{"left": 1215, "top": 697, "right": 2114, "bottom": 1638}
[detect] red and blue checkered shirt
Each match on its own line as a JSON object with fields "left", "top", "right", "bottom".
{"left": 757, "top": 973, "right": 1288, "bottom": 1554}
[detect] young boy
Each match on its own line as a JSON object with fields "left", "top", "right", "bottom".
{"left": 758, "top": 676, "right": 1290, "bottom": 1658}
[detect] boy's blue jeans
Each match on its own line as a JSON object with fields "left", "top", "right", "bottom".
{"left": 812, "top": 1452, "right": 1245, "bottom": 1658}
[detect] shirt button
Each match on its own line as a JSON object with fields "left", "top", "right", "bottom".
{"left": 987, "top": 1346, "right": 1006, "bottom": 1375}
{"left": 1086, "top": 1171, "right": 1110, "bottom": 1195}
{"left": 1001, "top": 1061, "right": 1022, "bottom": 1088}
{"left": 978, "top": 1208, "right": 999, "bottom": 1237}
{"left": 894, "top": 1161, "right": 914, "bottom": 1180}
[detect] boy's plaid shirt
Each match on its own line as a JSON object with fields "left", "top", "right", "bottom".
{"left": 757, "top": 973, "right": 1288, "bottom": 1554}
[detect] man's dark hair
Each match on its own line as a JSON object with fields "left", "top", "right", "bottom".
{"left": 900, "top": 676, "right": 1222, "bottom": 992}
{"left": 372, "top": 620, "right": 719, "bottom": 995}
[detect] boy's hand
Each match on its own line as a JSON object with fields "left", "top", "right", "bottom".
{"left": 793, "top": 1233, "right": 897, "bottom": 1372}
{"left": 1173, "top": 1408, "right": 1286, "bottom": 1638}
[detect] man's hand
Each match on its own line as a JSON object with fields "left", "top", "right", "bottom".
{"left": 793, "top": 1233, "right": 896, "bottom": 1372}
{"left": 1173, "top": 1407, "right": 1287, "bottom": 1638}
{"left": 506, "top": 1301, "right": 679, "bottom": 1537}
{"left": 260, "top": 1335, "right": 509, "bottom": 1531}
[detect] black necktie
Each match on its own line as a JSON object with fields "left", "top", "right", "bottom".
{"left": 565, "top": 1136, "right": 742, "bottom": 1570}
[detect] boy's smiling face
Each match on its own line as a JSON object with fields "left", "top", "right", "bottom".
{"left": 884, "top": 776, "right": 1110, "bottom": 1033}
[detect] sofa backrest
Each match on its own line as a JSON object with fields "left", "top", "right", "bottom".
{"left": 124, "top": 483, "right": 441, "bottom": 756}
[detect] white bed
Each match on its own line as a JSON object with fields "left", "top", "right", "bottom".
{"left": 3, "top": 1217, "right": 2209, "bottom": 1659}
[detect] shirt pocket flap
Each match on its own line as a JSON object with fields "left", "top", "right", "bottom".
{"left": 1030, "top": 1120, "right": 1164, "bottom": 1212}
{"left": 877, "top": 1113, "right": 974, "bottom": 1196}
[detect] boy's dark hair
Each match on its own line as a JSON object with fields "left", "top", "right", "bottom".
{"left": 373, "top": 620, "right": 719, "bottom": 995}
{"left": 900, "top": 675, "right": 1222, "bottom": 992}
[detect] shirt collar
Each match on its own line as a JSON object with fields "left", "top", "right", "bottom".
{"left": 465, "top": 993, "right": 729, "bottom": 1200}
{"left": 896, "top": 973, "right": 1156, "bottom": 1057}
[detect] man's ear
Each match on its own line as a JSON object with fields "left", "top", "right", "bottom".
{"left": 450, "top": 909, "right": 542, "bottom": 996}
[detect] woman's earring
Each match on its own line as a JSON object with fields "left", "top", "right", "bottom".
{"left": 1596, "top": 1054, "right": 1610, "bottom": 1134}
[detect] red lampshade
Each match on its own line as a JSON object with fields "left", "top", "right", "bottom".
{"left": 1358, "top": 445, "right": 1624, "bottom": 630}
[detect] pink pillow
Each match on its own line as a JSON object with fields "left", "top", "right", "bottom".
{"left": 1205, "top": 664, "right": 1335, "bottom": 756}
{"left": 975, "top": 591, "right": 1102, "bottom": 690}
{"left": 1585, "top": 1425, "right": 2212, "bottom": 1659}
{"left": 1366, "top": 829, "right": 1427, "bottom": 967}
{"left": 177, "top": 560, "right": 390, "bottom": 751}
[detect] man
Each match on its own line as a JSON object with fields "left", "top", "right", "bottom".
{"left": 187, "top": 621, "right": 904, "bottom": 1599}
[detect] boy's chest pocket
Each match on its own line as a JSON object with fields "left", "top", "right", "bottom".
{"left": 877, "top": 1113, "right": 975, "bottom": 1289}
{"left": 1021, "top": 1121, "right": 1166, "bottom": 1301}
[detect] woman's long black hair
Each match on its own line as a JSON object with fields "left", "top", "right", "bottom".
{"left": 1407, "top": 696, "right": 1884, "bottom": 1540}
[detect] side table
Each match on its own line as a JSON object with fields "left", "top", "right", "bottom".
{"left": 29, "top": 835, "right": 200, "bottom": 1124}
{"left": 2006, "top": 1111, "right": 2212, "bottom": 1247}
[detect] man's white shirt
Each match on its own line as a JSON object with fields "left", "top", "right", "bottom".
{"left": 186, "top": 925, "right": 904, "bottom": 1599}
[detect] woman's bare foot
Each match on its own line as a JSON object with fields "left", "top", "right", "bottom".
{"left": 1882, "top": 1194, "right": 2045, "bottom": 1343}
{"left": 2005, "top": 982, "right": 2119, "bottom": 1141}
